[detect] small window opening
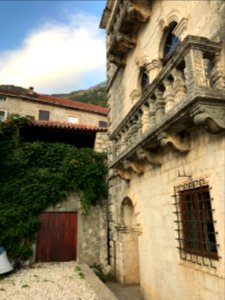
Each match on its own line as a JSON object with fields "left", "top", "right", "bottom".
{"left": 99, "top": 120, "right": 108, "bottom": 128}
{"left": 0, "top": 110, "right": 6, "bottom": 121}
{"left": 39, "top": 110, "right": 50, "bottom": 121}
{"left": 140, "top": 69, "right": 149, "bottom": 92}
{"left": 163, "top": 22, "right": 180, "bottom": 63}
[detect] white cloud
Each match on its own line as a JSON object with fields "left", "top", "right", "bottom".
{"left": 0, "top": 14, "right": 106, "bottom": 93}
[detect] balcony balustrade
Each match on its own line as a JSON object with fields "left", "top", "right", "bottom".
{"left": 109, "top": 36, "right": 225, "bottom": 179}
{"left": 107, "top": 0, "right": 151, "bottom": 66}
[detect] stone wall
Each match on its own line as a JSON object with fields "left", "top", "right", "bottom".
{"left": 43, "top": 194, "right": 108, "bottom": 266}
{"left": 109, "top": 128, "right": 225, "bottom": 300}
{"left": 94, "top": 132, "right": 108, "bottom": 153}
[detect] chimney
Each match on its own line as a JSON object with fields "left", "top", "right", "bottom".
{"left": 28, "top": 86, "right": 34, "bottom": 94}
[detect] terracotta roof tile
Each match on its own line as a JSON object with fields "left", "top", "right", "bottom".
{"left": 0, "top": 89, "right": 108, "bottom": 115}
{"left": 29, "top": 120, "right": 107, "bottom": 132}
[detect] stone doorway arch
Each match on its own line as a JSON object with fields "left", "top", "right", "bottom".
{"left": 116, "top": 197, "right": 141, "bottom": 284}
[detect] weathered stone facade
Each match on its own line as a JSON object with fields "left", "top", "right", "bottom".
{"left": 101, "top": 1, "right": 225, "bottom": 299}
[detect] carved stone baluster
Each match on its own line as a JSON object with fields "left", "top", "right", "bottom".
{"left": 116, "top": 135, "right": 122, "bottom": 156}
{"left": 184, "top": 49, "right": 209, "bottom": 91}
{"left": 136, "top": 110, "right": 142, "bottom": 137}
{"left": 211, "top": 53, "right": 225, "bottom": 90}
{"left": 148, "top": 97, "right": 156, "bottom": 127}
{"left": 110, "top": 140, "right": 116, "bottom": 161}
{"left": 120, "top": 131, "right": 126, "bottom": 152}
{"left": 141, "top": 104, "right": 150, "bottom": 133}
{"left": 163, "top": 79, "right": 175, "bottom": 112}
{"left": 155, "top": 89, "right": 165, "bottom": 124}
{"left": 123, "top": 126, "right": 129, "bottom": 148}
{"left": 113, "top": 138, "right": 119, "bottom": 157}
{"left": 171, "top": 68, "right": 186, "bottom": 104}
{"left": 130, "top": 116, "right": 138, "bottom": 143}
{"left": 126, "top": 122, "right": 132, "bottom": 146}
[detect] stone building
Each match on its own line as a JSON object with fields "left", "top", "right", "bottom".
{"left": 0, "top": 87, "right": 108, "bottom": 151}
{"left": 0, "top": 87, "right": 108, "bottom": 266}
{"left": 100, "top": 1, "right": 225, "bottom": 299}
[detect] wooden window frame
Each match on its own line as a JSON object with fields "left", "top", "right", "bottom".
{"left": 173, "top": 180, "right": 219, "bottom": 267}
{"left": 179, "top": 186, "right": 218, "bottom": 260}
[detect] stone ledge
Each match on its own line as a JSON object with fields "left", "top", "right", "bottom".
{"left": 81, "top": 264, "right": 118, "bottom": 300}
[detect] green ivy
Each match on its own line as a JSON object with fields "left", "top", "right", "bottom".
{"left": 0, "top": 115, "right": 107, "bottom": 261}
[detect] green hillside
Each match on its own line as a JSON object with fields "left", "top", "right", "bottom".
{"left": 0, "top": 82, "right": 107, "bottom": 107}
{"left": 52, "top": 82, "right": 107, "bottom": 107}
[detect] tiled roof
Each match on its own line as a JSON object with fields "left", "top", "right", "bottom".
{"left": 29, "top": 120, "right": 107, "bottom": 132}
{"left": 0, "top": 89, "right": 108, "bottom": 115}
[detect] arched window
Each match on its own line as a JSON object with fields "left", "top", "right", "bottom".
{"left": 163, "top": 21, "right": 180, "bottom": 62}
{"left": 140, "top": 69, "right": 149, "bottom": 92}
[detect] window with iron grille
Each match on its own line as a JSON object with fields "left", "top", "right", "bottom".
{"left": 173, "top": 180, "right": 219, "bottom": 267}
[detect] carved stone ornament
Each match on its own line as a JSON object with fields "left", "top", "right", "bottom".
{"left": 108, "top": 54, "right": 126, "bottom": 66}
{"left": 136, "top": 148, "right": 161, "bottom": 166}
{"left": 130, "top": 89, "right": 141, "bottom": 104}
{"left": 192, "top": 109, "right": 225, "bottom": 134}
{"left": 116, "top": 33, "right": 136, "bottom": 49}
{"left": 116, "top": 165, "right": 132, "bottom": 181}
{"left": 127, "top": 3, "right": 151, "bottom": 23}
{"left": 135, "top": 56, "right": 150, "bottom": 68}
{"left": 173, "top": 18, "right": 188, "bottom": 39}
{"left": 158, "top": 131, "right": 190, "bottom": 153}
{"left": 129, "top": 161, "right": 145, "bottom": 174}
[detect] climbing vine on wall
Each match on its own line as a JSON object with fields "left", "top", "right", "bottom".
{"left": 0, "top": 115, "right": 107, "bottom": 261}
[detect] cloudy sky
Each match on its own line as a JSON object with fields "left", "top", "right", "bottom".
{"left": 0, "top": 0, "right": 106, "bottom": 94}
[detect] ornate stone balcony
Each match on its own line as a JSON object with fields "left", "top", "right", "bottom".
{"left": 106, "top": 0, "right": 151, "bottom": 66}
{"left": 109, "top": 36, "right": 225, "bottom": 179}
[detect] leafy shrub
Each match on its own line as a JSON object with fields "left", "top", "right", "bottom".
{"left": 0, "top": 115, "right": 107, "bottom": 261}
{"left": 90, "top": 263, "right": 113, "bottom": 282}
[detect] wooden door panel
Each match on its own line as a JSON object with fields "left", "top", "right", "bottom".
{"left": 36, "top": 212, "right": 77, "bottom": 262}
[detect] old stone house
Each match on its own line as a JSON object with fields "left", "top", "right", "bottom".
{"left": 0, "top": 87, "right": 108, "bottom": 266}
{"left": 100, "top": 1, "right": 225, "bottom": 299}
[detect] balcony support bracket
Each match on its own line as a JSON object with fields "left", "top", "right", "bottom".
{"left": 192, "top": 112, "right": 225, "bottom": 134}
{"left": 158, "top": 132, "right": 190, "bottom": 153}
{"left": 136, "top": 148, "right": 162, "bottom": 167}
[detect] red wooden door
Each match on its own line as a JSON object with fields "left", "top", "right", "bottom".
{"left": 35, "top": 212, "right": 77, "bottom": 262}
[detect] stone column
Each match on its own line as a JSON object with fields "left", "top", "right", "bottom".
{"left": 184, "top": 48, "right": 209, "bottom": 91}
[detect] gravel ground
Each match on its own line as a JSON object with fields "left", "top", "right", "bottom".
{"left": 0, "top": 261, "right": 100, "bottom": 300}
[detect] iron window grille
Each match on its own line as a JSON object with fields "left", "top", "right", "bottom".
{"left": 173, "top": 179, "right": 219, "bottom": 267}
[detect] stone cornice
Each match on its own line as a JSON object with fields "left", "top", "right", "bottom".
{"left": 110, "top": 93, "right": 225, "bottom": 169}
